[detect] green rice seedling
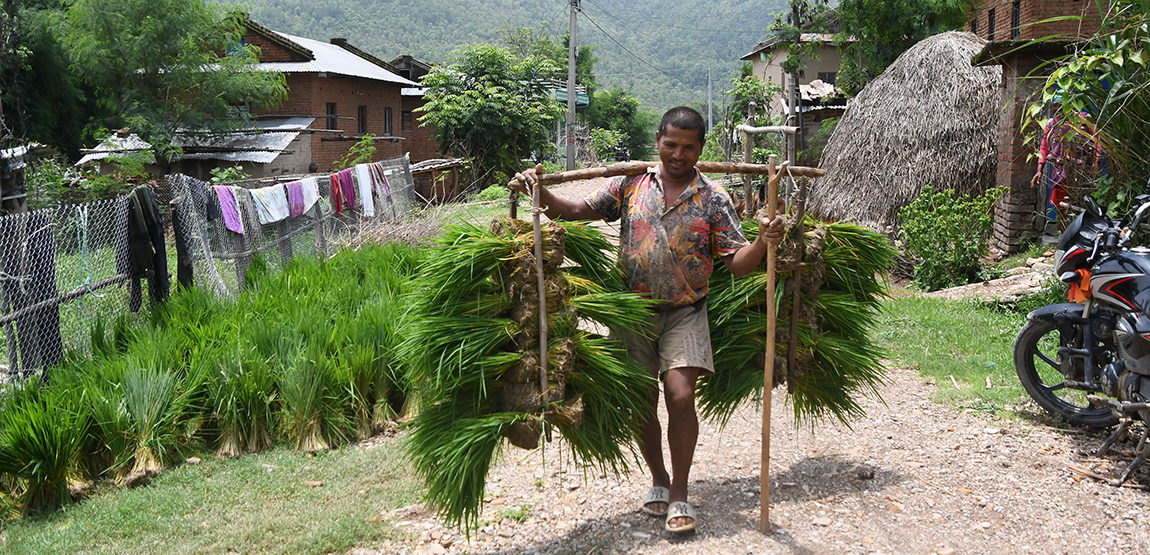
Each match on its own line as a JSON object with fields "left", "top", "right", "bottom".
{"left": 209, "top": 342, "right": 277, "bottom": 458}
{"left": 0, "top": 380, "right": 89, "bottom": 513}
{"left": 278, "top": 351, "right": 352, "bottom": 453}
{"left": 699, "top": 217, "right": 896, "bottom": 428}
{"left": 402, "top": 217, "right": 655, "bottom": 529}
{"left": 342, "top": 341, "right": 379, "bottom": 440}
{"left": 117, "top": 362, "right": 206, "bottom": 484}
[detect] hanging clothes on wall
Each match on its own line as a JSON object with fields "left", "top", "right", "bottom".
{"left": 286, "top": 181, "right": 305, "bottom": 220}
{"left": 300, "top": 177, "right": 320, "bottom": 214}
{"left": 249, "top": 183, "right": 290, "bottom": 225}
{"left": 337, "top": 168, "right": 356, "bottom": 213}
{"left": 354, "top": 163, "right": 376, "bottom": 217}
{"left": 118, "top": 185, "right": 170, "bottom": 312}
{"left": 214, "top": 185, "right": 244, "bottom": 234}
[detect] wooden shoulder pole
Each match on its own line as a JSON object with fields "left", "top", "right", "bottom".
{"left": 761, "top": 154, "right": 783, "bottom": 534}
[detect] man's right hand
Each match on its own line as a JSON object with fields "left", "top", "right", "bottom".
{"left": 1030, "top": 169, "right": 1042, "bottom": 189}
{"left": 509, "top": 164, "right": 544, "bottom": 195}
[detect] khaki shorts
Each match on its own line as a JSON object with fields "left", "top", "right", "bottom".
{"left": 616, "top": 299, "right": 714, "bottom": 380}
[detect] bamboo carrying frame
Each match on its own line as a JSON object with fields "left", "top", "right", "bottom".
{"left": 512, "top": 157, "right": 824, "bottom": 534}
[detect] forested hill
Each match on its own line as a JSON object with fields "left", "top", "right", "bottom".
{"left": 214, "top": 0, "right": 787, "bottom": 112}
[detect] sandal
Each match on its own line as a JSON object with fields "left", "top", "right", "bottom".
{"left": 640, "top": 486, "right": 669, "bottom": 516}
{"left": 665, "top": 501, "right": 697, "bottom": 533}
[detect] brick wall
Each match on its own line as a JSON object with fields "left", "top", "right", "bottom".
{"left": 256, "top": 73, "right": 406, "bottom": 173}
{"left": 242, "top": 30, "right": 309, "bottom": 63}
{"left": 969, "top": 0, "right": 1102, "bottom": 42}
{"left": 401, "top": 95, "right": 442, "bottom": 163}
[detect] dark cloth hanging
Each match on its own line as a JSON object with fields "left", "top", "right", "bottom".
{"left": 0, "top": 212, "right": 62, "bottom": 374}
{"left": 116, "top": 186, "right": 170, "bottom": 312}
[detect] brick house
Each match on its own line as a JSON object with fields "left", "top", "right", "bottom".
{"left": 970, "top": 1, "right": 1103, "bottom": 253}
{"left": 238, "top": 18, "right": 422, "bottom": 176}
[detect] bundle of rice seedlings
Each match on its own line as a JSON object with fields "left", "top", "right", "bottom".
{"left": 119, "top": 365, "right": 204, "bottom": 485}
{"left": 699, "top": 217, "right": 895, "bottom": 427}
{"left": 402, "top": 218, "right": 656, "bottom": 529}
{"left": 209, "top": 344, "right": 278, "bottom": 458}
{"left": 0, "top": 380, "right": 88, "bottom": 513}
{"left": 278, "top": 351, "right": 352, "bottom": 453}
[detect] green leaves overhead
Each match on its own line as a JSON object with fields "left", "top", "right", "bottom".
{"left": 59, "top": 1, "right": 287, "bottom": 162}
{"left": 417, "top": 44, "right": 565, "bottom": 181}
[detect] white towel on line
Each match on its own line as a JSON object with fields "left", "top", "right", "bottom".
{"left": 354, "top": 163, "right": 376, "bottom": 217}
{"left": 300, "top": 177, "right": 320, "bottom": 214}
{"left": 249, "top": 184, "right": 290, "bottom": 224}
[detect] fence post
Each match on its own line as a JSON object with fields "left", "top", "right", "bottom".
{"left": 277, "top": 220, "right": 294, "bottom": 266}
{"left": 313, "top": 203, "right": 327, "bottom": 257}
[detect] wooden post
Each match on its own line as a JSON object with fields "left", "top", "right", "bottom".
{"left": 786, "top": 171, "right": 807, "bottom": 380}
{"left": 532, "top": 179, "right": 550, "bottom": 440}
{"left": 313, "top": 201, "right": 327, "bottom": 257}
{"left": 277, "top": 220, "right": 294, "bottom": 267}
{"left": 742, "top": 102, "right": 756, "bottom": 218}
{"left": 761, "top": 154, "right": 783, "bottom": 534}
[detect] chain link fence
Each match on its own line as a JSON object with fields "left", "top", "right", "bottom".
{"left": 0, "top": 155, "right": 418, "bottom": 376}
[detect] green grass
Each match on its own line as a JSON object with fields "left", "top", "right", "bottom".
{"left": 0, "top": 443, "right": 421, "bottom": 554}
{"left": 875, "top": 293, "right": 1031, "bottom": 418}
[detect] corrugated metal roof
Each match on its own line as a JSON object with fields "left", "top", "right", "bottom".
{"left": 175, "top": 131, "right": 300, "bottom": 164}
{"left": 260, "top": 32, "right": 418, "bottom": 86}
{"left": 411, "top": 158, "right": 463, "bottom": 172}
{"left": 76, "top": 134, "right": 156, "bottom": 165}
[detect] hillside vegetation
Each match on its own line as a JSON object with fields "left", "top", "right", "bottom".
{"left": 215, "top": 0, "right": 786, "bottom": 111}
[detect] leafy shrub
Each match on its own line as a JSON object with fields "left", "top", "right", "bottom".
{"left": 471, "top": 184, "right": 512, "bottom": 203}
{"left": 334, "top": 134, "right": 377, "bottom": 171}
{"left": 898, "top": 186, "right": 1005, "bottom": 292}
{"left": 209, "top": 165, "right": 251, "bottom": 184}
{"left": 589, "top": 128, "right": 625, "bottom": 161}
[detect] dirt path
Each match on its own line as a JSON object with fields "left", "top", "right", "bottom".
{"left": 355, "top": 180, "right": 1150, "bottom": 555}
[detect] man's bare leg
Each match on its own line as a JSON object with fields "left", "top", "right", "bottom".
{"left": 664, "top": 366, "right": 701, "bottom": 529}
{"left": 638, "top": 382, "right": 670, "bottom": 514}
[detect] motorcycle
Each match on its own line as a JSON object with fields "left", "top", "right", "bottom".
{"left": 1014, "top": 185, "right": 1150, "bottom": 486}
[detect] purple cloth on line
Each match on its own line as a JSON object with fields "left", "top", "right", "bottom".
{"left": 213, "top": 185, "right": 244, "bottom": 234}
{"left": 286, "top": 181, "right": 305, "bottom": 219}
{"left": 338, "top": 168, "right": 356, "bottom": 212}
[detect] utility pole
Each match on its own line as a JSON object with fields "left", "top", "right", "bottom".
{"left": 567, "top": 0, "right": 580, "bottom": 171}
{"left": 707, "top": 68, "right": 713, "bottom": 132}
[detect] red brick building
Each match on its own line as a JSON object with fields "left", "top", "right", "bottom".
{"left": 389, "top": 55, "right": 442, "bottom": 163}
{"left": 239, "top": 18, "right": 424, "bottom": 176}
{"left": 970, "top": 1, "right": 1104, "bottom": 254}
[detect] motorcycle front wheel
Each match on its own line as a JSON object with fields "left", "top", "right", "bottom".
{"left": 1013, "top": 319, "right": 1119, "bottom": 428}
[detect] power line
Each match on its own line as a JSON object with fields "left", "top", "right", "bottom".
{"left": 579, "top": 10, "right": 688, "bottom": 78}
{"left": 581, "top": 0, "right": 771, "bottom": 35}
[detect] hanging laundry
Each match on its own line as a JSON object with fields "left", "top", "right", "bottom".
{"left": 250, "top": 183, "right": 290, "bottom": 224}
{"left": 119, "top": 185, "right": 171, "bottom": 311}
{"left": 286, "top": 181, "right": 305, "bottom": 219}
{"left": 338, "top": 168, "right": 356, "bottom": 213}
{"left": 354, "top": 163, "right": 376, "bottom": 217}
{"left": 330, "top": 172, "right": 344, "bottom": 216}
{"left": 371, "top": 162, "right": 391, "bottom": 198}
{"left": 214, "top": 185, "right": 244, "bottom": 234}
{"left": 301, "top": 177, "right": 320, "bottom": 214}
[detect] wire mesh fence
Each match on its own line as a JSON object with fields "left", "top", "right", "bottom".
{"left": 0, "top": 155, "right": 419, "bottom": 376}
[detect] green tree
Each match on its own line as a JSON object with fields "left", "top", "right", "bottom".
{"left": 60, "top": 2, "right": 287, "bottom": 162}
{"left": 584, "top": 86, "right": 655, "bottom": 161}
{"left": 416, "top": 44, "right": 565, "bottom": 182}
{"left": 0, "top": 1, "right": 98, "bottom": 160}
{"left": 835, "top": 0, "right": 973, "bottom": 95}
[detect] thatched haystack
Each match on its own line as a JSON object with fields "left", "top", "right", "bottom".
{"left": 808, "top": 31, "right": 1001, "bottom": 229}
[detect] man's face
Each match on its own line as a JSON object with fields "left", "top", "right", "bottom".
{"left": 656, "top": 125, "right": 704, "bottom": 182}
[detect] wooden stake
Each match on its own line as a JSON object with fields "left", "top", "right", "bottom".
{"left": 531, "top": 180, "right": 551, "bottom": 441}
{"left": 761, "top": 155, "right": 786, "bottom": 534}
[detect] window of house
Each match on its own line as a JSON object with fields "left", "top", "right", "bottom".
{"left": 326, "top": 103, "right": 337, "bottom": 130}
{"left": 970, "top": 19, "right": 977, "bottom": 34}
{"left": 384, "top": 107, "right": 393, "bottom": 136}
{"left": 358, "top": 106, "right": 367, "bottom": 135}
{"left": 817, "top": 72, "right": 836, "bottom": 85}
{"left": 402, "top": 111, "right": 413, "bottom": 132}
{"left": 1011, "top": 0, "right": 1021, "bottom": 39}
{"left": 988, "top": 8, "right": 996, "bottom": 41}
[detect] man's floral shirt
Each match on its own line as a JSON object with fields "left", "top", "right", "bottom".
{"left": 586, "top": 166, "right": 748, "bottom": 308}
